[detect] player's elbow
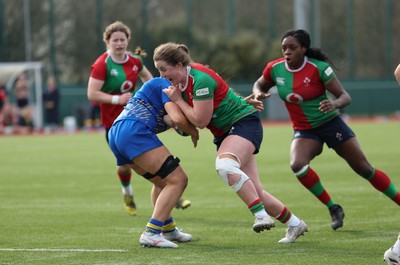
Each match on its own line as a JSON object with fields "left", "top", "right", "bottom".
{"left": 87, "top": 89, "right": 96, "bottom": 101}
{"left": 196, "top": 122, "right": 207, "bottom": 129}
{"left": 345, "top": 91, "right": 352, "bottom": 104}
{"left": 194, "top": 118, "right": 209, "bottom": 129}
{"left": 87, "top": 91, "right": 93, "bottom": 101}
{"left": 341, "top": 91, "right": 352, "bottom": 107}
{"left": 170, "top": 114, "right": 191, "bottom": 129}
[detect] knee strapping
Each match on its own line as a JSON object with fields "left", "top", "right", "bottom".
{"left": 155, "top": 155, "right": 180, "bottom": 179}
{"left": 142, "top": 172, "right": 155, "bottom": 180}
{"left": 294, "top": 164, "right": 309, "bottom": 177}
{"left": 215, "top": 153, "right": 249, "bottom": 192}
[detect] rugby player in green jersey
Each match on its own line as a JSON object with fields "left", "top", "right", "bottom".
{"left": 252, "top": 29, "right": 400, "bottom": 231}
{"left": 154, "top": 42, "right": 308, "bottom": 244}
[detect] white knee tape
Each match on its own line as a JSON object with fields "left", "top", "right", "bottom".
{"left": 215, "top": 156, "right": 249, "bottom": 192}
{"left": 294, "top": 164, "right": 309, "bottom": 176}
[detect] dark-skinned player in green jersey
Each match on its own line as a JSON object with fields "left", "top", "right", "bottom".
{"left": 251, "top": 29, "right": 400, "bottom": 231}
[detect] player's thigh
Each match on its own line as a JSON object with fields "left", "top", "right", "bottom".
{"left": 133, "top": 146, "right": 172, "bottom": 175}
{"left": 334, "top": 137, "right": 371, "bottom": 175}
{"left": 290, "top": 138, "right": 323, "bottom": 167}
{"left": 218, "top": 135, "right": 255, "bottom": 165}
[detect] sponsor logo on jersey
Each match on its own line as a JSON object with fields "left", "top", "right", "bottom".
{"left": 276, "top": 77, "right": 285, "bottom": 85}
{"left": 285, "top": 93, "right": 303, "bottom": 104}
{"left": 132, "top": 65, "right": 139, "bottom": 73}
{"left": 195, "top": 87, "right": 209, "bottom": 96}
{"left": 325, "top": 67, "right": 333, "bottom": 76}
{"left": 110, "top": 69, "right": 118, "bottom": 76}
{"left": 120, "top": 80, "right": 134, "bottom": 93}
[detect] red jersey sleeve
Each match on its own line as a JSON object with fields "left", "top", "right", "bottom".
{"left": 262, "top": 61, "right": 275, "bottom": 83}
{"left": 262, "top": 58, "right": 285, "bottom": 84}
{"left": 90, "top": 53, "right": 108, "bottom": 81}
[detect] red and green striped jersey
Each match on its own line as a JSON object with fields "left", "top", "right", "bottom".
{"left": 90, "top": 52, "right": 144, "bottom": 129}
{"left": 262, "top": 57, "right": 339, "bottom": 130}
{"left": 182, "top": 63, "right": 256, "bottom": 137}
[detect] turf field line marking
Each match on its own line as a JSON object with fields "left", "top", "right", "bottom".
{"left": 0, "top": 248, "right": 127, "bottom": 253}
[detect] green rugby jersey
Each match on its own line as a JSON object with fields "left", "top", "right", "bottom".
{"left": 262, "top": 57, "right": 339, "bottom": 130}
{"left": 90, "top": 52, "right": 144, "bottom": 128}
{"left": 182, "top": 63, "right": 256, "bottom": 137}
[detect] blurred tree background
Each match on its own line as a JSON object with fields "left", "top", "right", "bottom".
{"left": 1, "top": 0, "right": 399, "bottom": 85}
{"left": 0, "top": 0, "right": 399, "bottom": 125}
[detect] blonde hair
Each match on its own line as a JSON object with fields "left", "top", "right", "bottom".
{"left": 153, "top": 42, "right": 191, "bottom": 66}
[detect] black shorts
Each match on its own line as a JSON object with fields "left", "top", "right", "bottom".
{"left": 293, "top": 116, "right": 355, "bottom": 148}
{"left": 213, "top": 112, "right": 263, "bottom": 154}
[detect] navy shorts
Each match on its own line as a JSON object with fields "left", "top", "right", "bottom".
{"left": 108, "top": 119, "right": 164, "bottom": 166}
{"left": 213, "top": 112, "right": 263, "bottom": 154}
{"left": 293, "top": 116, "right": 355, "bottom": 148}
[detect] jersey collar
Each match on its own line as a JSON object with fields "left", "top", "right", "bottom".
{"left": 107, "top": 50, "right": 129, "bottom": 64}
{"left": 285, "top": 56, "right": 308, "bottom": 73}
{"left": 178, "top": 65, "right": 191, "bottom": 92}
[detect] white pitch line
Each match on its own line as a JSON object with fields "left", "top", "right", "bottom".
{"left": 0, "top": 248, "right": 127, "bottom": 253}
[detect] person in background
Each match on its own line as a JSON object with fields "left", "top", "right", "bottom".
{"left": 84, "top": 101, "right": 101, "bottom": 131}
{"left": 13, "top": 73, "right": 33, "bottom": 134}
{"left": 0, "top": 84, "right": 14, "bottom": 134}
{"left": 108, "top": 77, "right": 199, "bottom": 248}
{"left": 155, "top": 42, "right": 308, "bottom": 244}
{"left": 87, "top": 21, "right": 191, "bottom": 217}
{"left": 0, "top": 85, "right": 6, "bottom": 134}
{"left": 42, "top": 76, "right": 60, "bottom": 133}
{"left": 252, "top": 29, "right": 400, "bottom": 231}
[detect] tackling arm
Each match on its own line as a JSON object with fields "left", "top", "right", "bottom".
{"left": 163, "top": 85, "right": 212, "bottom": 128}
{"left": 164, "top": 101, "right": 199, "bottom": 147}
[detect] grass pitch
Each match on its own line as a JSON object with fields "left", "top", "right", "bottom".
{"left": 0, "top": 121, "right": 399, "bottom": 265}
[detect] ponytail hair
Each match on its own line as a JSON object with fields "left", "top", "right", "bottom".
{"left": 134, "top": 46, "right": 147, "bottom": 57}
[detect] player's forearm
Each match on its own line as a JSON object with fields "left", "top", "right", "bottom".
{"left": 175, "top": 100, "right": 208, "bottom": 128}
